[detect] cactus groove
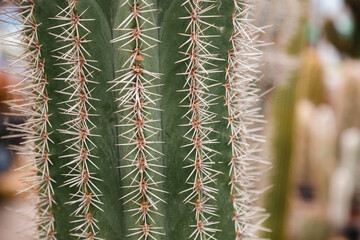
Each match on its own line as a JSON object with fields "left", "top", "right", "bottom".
{"left": 2, "top": 0, "right": 269, "bottom": 239}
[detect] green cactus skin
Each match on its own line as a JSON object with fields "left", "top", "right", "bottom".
{"left": 3, "top": 0, "right": 268, "bottom": 239}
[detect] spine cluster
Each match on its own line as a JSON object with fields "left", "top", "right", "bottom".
{"left": 225, "top": 1, "right": 268, "bottom": 239}
{"left": 110, "top": 0, "right": 164, "bottom": 239}
{"left": 3, "top": 1, "right": 56, "bottom": 239}
{"left": 50, "top": 1, "right": 102, "bottom": 239}
{"left": 178, "top": 0, "right": 222, "bottom": 239}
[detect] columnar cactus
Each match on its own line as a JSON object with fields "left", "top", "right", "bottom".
{"left": 2, "top": 0, "right": 268, "bottom": 239}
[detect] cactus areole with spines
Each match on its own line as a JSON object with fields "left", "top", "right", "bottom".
{"left": 3, "top": 0, "right": 268, "bottom": 239}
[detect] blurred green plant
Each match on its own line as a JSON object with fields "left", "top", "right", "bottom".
{"left": 264, "top": 48, "right": 327, "bottom": 240}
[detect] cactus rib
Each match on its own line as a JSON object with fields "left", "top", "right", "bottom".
{"left": 177, "top": 0, "right": 223, "bottom": 239}
{"left": 49, "top": 1, "right": 103, "bottom": 238}
{"left": 225, "top": 1, "right": 269, "bottom": 239}
{"left": 110, "top": 0, "right": 165, "bottom": 239}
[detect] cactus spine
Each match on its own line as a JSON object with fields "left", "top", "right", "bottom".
{"left": 2, "top": 0, "right": 268, "bottom": 239}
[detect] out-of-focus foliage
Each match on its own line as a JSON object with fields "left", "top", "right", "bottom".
{"left": 325, "top": 0, "right": 360, "bottom": 57}
{"left": 259, "top": 0, "right": 360, "bottom": 239}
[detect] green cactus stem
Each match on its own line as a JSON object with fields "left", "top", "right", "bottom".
{"left": 2, "top": 0, "right": 268, "bottom": 239}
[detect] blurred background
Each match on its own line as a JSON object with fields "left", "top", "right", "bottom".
{"left": 0, "top": 0, "right": 359, "bottom": 239}
{"left": 256, "top": 0, "right": 360, "bottom": 239}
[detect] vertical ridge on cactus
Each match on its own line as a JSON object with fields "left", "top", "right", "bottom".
{"left": 177, "top": 0, "right": 223, "bottom": 239}
{"left": 110, "top": 0, "right": 165, "bottom": 239}
{"left": 1, "top": 1, "right": 57, "bottom": 239}
{"left": 1, "top": 0, "right": 270, "bottom": 239}
{"left": 225, "top": 1, "right": 269, "bottom": 239}
{"left": 49, "top": 1, "right": 103, "bottom": 238}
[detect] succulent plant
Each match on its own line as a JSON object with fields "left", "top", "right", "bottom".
{"left": 2, "top": 0, "right": 268, "bottom": 239}
{"left": 262, "top": 71, "right": 297, "bottom": 240}
{"left": 263, "top": 47, "right": 327, "bottom": 240}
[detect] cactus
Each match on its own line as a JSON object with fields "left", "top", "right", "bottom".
{"left": 263, "top": 48, "right": 326, "bottom": 240}
{"left": 263, "top": 72, "right": 298, "bottom": 240}
{"left": 2, "top": 0, "right": 268, "bottom": 239}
